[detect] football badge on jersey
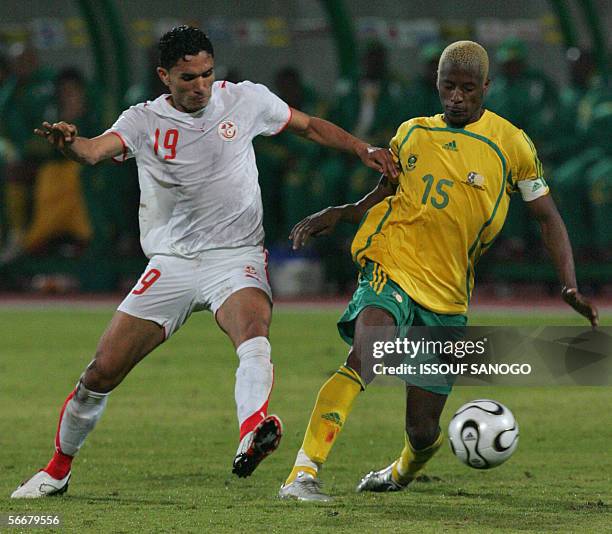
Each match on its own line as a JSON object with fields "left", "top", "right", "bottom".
{"left": 464, "top": 171, "right": 485, "bottom": 190}
{"left": 406, "top": 153, "right": 418, "bottom": 171}
{"left": 218, "top": 120, "right": 237, "bottom": 141}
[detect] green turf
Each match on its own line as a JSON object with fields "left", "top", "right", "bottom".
{"left": 0, "top": 308, "right": 610, "bottom": 533}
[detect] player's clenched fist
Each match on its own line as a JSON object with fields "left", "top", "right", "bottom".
{"left": 34, "top": 121, "right": 78, "bottom": 149}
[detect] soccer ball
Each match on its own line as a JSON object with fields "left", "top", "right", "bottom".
{"left": 448, "top": 399, "right": 519, "bottom": 469}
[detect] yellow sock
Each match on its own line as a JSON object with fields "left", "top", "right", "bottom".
{"left": 285, "top": 365, "right": 364, "bottom": 485}
{"left": 392, "top": 431, "right": 443, "bottom": 485}
{"left": 285, "top": 462, "right": 317, "bottom": 485}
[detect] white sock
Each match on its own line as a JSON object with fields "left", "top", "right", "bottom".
{"left": 295, "top": 447, "right": 319, "bottom": 472}
{"left": 235, "top": 336, "right": 273, "bottom": 434}
{"left": 57, "top": 381, "right": 109, "bottom": 456}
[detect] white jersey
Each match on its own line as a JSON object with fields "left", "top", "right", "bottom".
{"left": 106, "top": 81, "right": 291, "bottom": 258}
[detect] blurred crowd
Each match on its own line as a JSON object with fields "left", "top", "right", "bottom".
{"left": 0, "top": 44, "right": 141, "bottom": 276}
{"left": 0, "top": 37, "right": 610, "bottom": 292}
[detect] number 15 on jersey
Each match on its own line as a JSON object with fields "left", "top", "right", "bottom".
{"left": 422, "top": 174, "right": 453, "bottom": 209}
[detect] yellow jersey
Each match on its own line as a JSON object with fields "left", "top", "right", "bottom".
{"left": 351, "top": 109, "right": 548, "bottom": 314}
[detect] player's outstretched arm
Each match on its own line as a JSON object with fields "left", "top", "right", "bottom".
{"left": 527, "top": 194, "right": 599, "bottom": 327}
{"left": 286, "top": 108, "right": 399, "bottom": 180}
{"left": 290, "top": 175, "right": 397, "bottom": 250}
{"left": 34, "top": 121, "right": 124, "bottom": 165}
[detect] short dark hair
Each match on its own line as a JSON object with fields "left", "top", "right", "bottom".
{"left": 158, "top": 25, "right": 214, "bottom": 70}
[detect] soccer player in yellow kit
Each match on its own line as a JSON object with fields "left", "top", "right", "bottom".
{"left": 279, "top": 41, "right": 599, "bottom": 501}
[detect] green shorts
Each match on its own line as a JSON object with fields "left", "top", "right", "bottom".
{"left": 338, "top": 261, "right": 467, "bottom": 395}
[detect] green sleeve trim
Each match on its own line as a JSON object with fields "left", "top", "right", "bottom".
{"left": 506, "top": 170, "right": 516, "bottom": 192}
{"left": 520, "top": 131, "right": 544, "bottom": 179}
{"left": 352, "top": 197, "right": 394, "bottom": 265}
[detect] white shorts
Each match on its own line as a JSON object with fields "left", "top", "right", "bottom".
{"left": 118, "top": 245, "right": 271, "bottom": 339}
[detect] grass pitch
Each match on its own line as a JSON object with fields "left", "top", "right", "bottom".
{"left": 0, "top": 307, "right": 610, "bottom": 533}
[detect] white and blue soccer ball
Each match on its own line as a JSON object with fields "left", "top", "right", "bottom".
{"left": 448, "top": 399, "right": 519, "bottom": 469}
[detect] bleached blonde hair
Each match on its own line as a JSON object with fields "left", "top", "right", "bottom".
{"left": 438, "top": 40, "right": 489, "bottom": 83}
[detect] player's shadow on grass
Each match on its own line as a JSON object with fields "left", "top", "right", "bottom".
{"left": 348, "top": 493, "right": 596, "bottom": 528}
{"left": 68, "top": 495, "right": 182, "bottom": 506}
{"left": 406, "top": 484, "right": 603, "bottom": 513}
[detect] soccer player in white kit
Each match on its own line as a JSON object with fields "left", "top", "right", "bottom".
{"left": 11, "top": 26, "right": 398, "bottom": 498}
